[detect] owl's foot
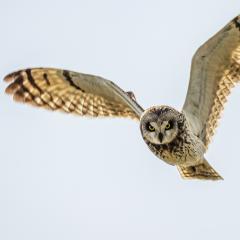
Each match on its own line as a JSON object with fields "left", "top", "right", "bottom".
{"left": 126, "top": 91, "right": 136, "bottom": 101}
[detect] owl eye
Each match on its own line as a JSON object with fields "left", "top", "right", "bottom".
{"left": 147, "top": 123, "right": 155, "bottom": 132}
{"left": 165, "top": 123, "right": 171, "bottom": 130}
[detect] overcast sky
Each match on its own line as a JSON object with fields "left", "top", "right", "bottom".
{"left": 0, "top": 1, "right": 240, "bottom": 240}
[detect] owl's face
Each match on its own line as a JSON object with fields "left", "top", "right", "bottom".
{"left": 140, "top": 106, "right": 182, "bottom": 145}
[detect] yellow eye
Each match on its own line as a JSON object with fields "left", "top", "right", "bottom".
{"left": 165, "top": 123, "right": 171, "bottom": 130}
{"left": 147, "top": 123, "right": 155, "bottom": 132}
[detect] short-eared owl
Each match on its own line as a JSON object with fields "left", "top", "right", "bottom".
{"left": 4, "top": 15, "right": 240, "bottom": 180}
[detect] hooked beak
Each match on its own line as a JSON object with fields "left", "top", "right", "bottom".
{"left": 159, "top": 133, "right": 163, "bottom": 143}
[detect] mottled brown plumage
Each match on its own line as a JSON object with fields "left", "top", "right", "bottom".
{"left": 183, "top": 15, "right": 240, "bottom": 148}
{"left": 4, "top": 15, "right": 240, "bottom": 181}
{"left": 4, "top": 68, "right": 143, "bottom": 119}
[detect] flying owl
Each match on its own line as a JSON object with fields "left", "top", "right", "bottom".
{"left": 4, "top": 15, "right": 240, "bottom": 180}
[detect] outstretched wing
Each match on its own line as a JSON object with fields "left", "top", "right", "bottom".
{"left": 4, "top": 68, "right": 144, "bottom": 120}
{"left": 182, "top": 15, "right": 240, "bottom": 148}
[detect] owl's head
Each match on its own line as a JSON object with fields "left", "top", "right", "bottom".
{"left": 140, "top": 106, "right": 184, "bottom": 145}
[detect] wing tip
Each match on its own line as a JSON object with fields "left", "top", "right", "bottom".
{"left": 4, "top": 71, "right": 24, "bottom": 95}
{"left": 5, "top": 82, "right": 18, "bottom": 94}
{"left": 233, "top": 15, "right": 240, "bottom": 30}
{"left": 3, "top": 70, "right": 22, "bottom": 82}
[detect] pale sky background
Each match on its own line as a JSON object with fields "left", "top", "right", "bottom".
{"left": 0, "top": 1, "right": 240, "bottom": 240}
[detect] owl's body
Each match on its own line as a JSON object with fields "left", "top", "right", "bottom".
{"left": 4, "top": 15, "right": 240, "bottom": 180}
{"left": 140, "top": 106, "right": 220, "bottom": 179}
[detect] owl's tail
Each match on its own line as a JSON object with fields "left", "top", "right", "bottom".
{"left": 177, "top": 159, "right": 223, "bottom": 181}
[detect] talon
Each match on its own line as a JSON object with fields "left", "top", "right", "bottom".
{"left": 126, "top": 91, "right": 136, "bottom": 101}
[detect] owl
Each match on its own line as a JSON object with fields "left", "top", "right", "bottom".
{"left": 4, "top": 15, "right": 240, "bottom": 180}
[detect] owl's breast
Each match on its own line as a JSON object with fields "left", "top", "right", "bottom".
{"left": 146, "top": 141, "right": 184, "bottom": 165}
{"left": 144, "top": 134, "right": 195, "bottom": 166}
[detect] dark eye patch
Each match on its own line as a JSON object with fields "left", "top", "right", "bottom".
{"left": 166, "top": 120, "right": 174, "bottom": 130}
{"left": 146, "top": 122, "right": 155, "bottom": 132}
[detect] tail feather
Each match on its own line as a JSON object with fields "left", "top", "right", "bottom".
{"left": 177, "top": 159, "right": 223, "bottom": 181}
